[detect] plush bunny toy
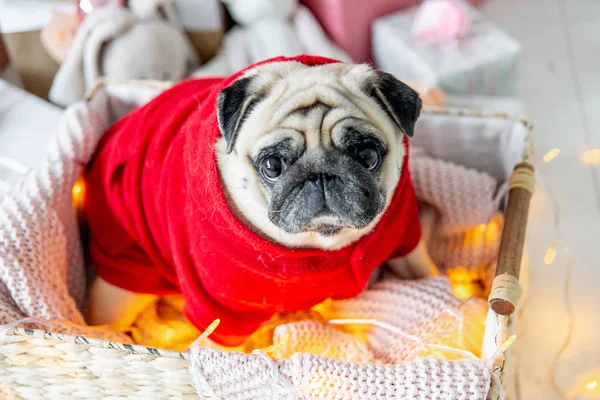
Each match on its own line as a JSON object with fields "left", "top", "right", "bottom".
{"left": 49, "top": 2, "right": 198, "bottom": 107}
{"left": 193, "top": 0, "right": 351, "bottom": 77}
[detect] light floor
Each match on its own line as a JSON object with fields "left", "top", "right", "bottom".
{"left": 481, "top": 0, "right": 600, "bottom": 399}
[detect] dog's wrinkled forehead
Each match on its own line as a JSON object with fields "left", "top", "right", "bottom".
{"left": 216, "top": 61, "right": 422, "bottom": 154}
{"left": 246, "top": 63, "right": 375, "bottom": 126}
{"left": 243, "top": 62, "right": 372, "bottom": 93}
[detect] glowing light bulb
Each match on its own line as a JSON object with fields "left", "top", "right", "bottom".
{"left": 447, "top": 266, "right": 480, "bottom": 299}
{"left": 11, "top": 355, "right": 27, "bottom": 366}
{"left": 72, "top": 183, "right": 82, "bottom": 196}
{"left": 544, "top": 241, "right": 557, "bottom": 265}
{"left": 485, "top": 217, "right": 501, "bottom": 241}
{"left": 452, "top": 283, "right": 475, "bottom": 299}
{"left": 582, "top": 148, "right": 600, "bottom": 165}
{"left": 163, "top": 327, "right": 175, "bottom": 342}
{"left": 72, "top": 175, "right": 86, "bottom": 212}
{"left": 261, "top": 332, "right": 290, "bottom": 358}
{"left": 505, "top": 335, "right": 516, "bottom": 348}
{"left": 543, "top": 148, "right": 560, "bottom": 163}
{"left": 585, "top": 380, "right": 598, "bottom": 391}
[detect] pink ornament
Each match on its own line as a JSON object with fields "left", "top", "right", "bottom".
{"left": 411, "top": 0, "right": 471, "bottom": 44}
{"left": 40, "top": 10, "right": 82, "bottom": 63}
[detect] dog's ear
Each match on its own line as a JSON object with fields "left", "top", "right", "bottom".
{"left": 216, "top": 76, "right": 264, "bottom": 154}
{"left": 364, "top": 71, "right": 422, "bottom": 137}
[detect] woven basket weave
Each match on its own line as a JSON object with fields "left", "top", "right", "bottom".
{"left": 0, "top": 79, "right": 534, "bottom": 400}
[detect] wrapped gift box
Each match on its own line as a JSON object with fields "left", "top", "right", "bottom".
{"left": 373, "top": 4, "right": 520, "bottom": 96}
{"left": 301, "top": 0, "right": 485, "bottom": 63}
{"left": 302, "top": 0, "right": 419, "bottom": 62}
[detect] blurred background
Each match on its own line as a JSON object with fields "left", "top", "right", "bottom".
{"left": 1, "top": 1, "right": 598, "bottom": 399}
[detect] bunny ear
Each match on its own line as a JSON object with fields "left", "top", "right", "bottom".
{"left": 81, "top": 10, "right": 138, "bottom": 89}
{"left": 49, "top": 8, "right": 136, "bottom": 107}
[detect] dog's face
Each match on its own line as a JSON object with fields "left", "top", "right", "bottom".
{"left": 216, "top": 62, "right": 421, "bottom": 249}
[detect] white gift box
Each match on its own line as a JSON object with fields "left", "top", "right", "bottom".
{"left": 373, "top": 4, "right": 521, "bottom": 96}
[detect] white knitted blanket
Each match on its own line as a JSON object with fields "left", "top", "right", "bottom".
{"left": 0, "top": 90, "right": 131, "bottom": 342}
{"left": 189, "top": 349, "right": 490, "bottom": 399}
{"left": 0, "top": 86, "right": 499, "bottom": 399}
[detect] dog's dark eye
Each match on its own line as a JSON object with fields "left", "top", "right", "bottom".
{"left": 356, "top": 146, "right": 380, "bottom": 170}
{"left": 261, "top": 156, "right": 284, "bottom": 181}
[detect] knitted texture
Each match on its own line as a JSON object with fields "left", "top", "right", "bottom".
{"left": 265, "top": 277, "right": 488, "bottom": 364}
{"left": 189, "top": 347, "right": 491, "bottom": 400}
{"left": 132, "top": 277, "right": 491, "bottom": 400}
{"left": 421, "top": 205, "right": 504, "bottom": 274}
{"left": 273, "top": 320, "right": 376, "bottom": 364}
{"left": 0, "top": 90, "right": 131, "bottom": 343}
{"left": 410, "top": 146, "right": 498, "bottom": 235}
{"left": 317, "top": 277, "right": 487, "bottom": 360}
{"left": 410, "top": 146, "right": 502, "bottom": 274}
{"left": 0, "top": 84, "right": 499, "bottom": 399}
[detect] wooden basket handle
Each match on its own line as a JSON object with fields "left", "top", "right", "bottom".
{"left": 489, "top": 163, "right": 535, "bottom": 316}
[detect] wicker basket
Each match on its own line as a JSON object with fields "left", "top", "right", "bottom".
{"left": 0, "top": 79, "right": 534, "bottom": 400}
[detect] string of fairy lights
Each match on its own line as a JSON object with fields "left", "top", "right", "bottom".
{"left": 67, "top": 146, "right": 600, "bottom": 398}
{"left": 540, "top": 147, "right": 600, "bottom": 399}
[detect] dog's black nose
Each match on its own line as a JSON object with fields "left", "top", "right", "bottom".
{"left": 309, "top": 174, "right": 335, "bottom": 192}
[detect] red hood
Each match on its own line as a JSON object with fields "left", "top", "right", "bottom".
{"left": 85, "top": 55, "right": 421, "bottom": 346}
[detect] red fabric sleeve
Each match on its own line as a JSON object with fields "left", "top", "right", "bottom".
{"left": 85, "top": 79, "right": 220, "bottom": 295}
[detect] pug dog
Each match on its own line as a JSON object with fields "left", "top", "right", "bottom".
{"left": 86, "top": 57, "right": 438, "bottom": 344}
{"left": 216, "top": 62, "right": 438, "bottom": 271}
